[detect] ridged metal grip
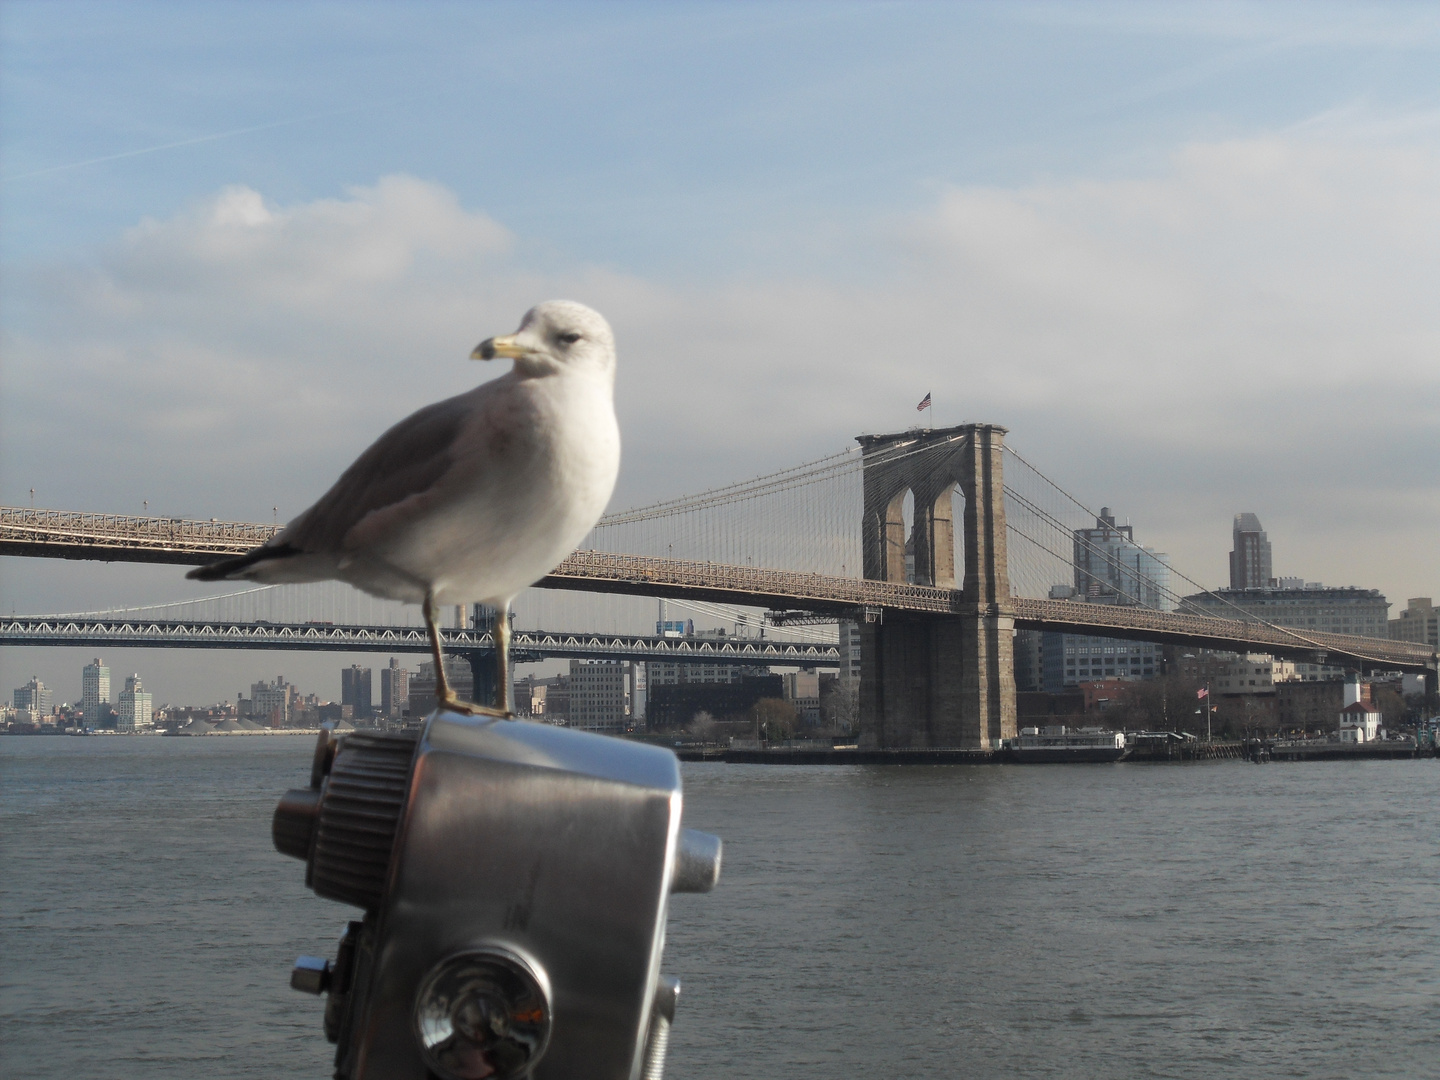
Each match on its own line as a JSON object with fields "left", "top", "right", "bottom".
{"left": 308, "top": 731, "right": 419, "bottom": 910}
{"left": 273, "top": 786, "right": 323, "bottom": 861}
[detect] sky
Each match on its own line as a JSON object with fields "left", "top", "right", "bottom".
{"left": 2, "top": 1, "right": 1438, "bottom": 705}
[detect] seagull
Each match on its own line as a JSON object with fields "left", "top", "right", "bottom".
{"left": 188, "top": 300, "right": 620, "bottom": 717}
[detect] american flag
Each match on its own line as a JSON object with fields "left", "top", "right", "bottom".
{"left": 1196, "top": 688, "right": 1208, "bottom": 700}
{"left": 916, "top": 392, "right": 931, "bottom": 412}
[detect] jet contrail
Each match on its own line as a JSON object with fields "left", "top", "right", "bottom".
{"left": 0, "top": 105, "right": 374, "bottom": 183}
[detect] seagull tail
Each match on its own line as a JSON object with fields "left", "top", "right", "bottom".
{"left": 187, "top": 542, "right": 307, "bottom": 582}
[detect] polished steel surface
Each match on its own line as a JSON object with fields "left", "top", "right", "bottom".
{"left": 322, "top": 712, "right": 709, "bottom": 1080}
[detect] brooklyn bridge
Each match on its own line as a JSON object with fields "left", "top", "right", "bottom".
{"left": 4, "top": 423, "right": 1434, "bottom": 746}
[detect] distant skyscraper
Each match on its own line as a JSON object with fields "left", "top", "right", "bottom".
{"left": 342, "top": 665, "right": 373, "bottom": 719}
{"left": 1230, "top": 512, "right": 1273, "bottom": 590}
{"left": 1072, "top": 507, "right": 1172, "bottom": 611}
{"left": 1029, "top": 507, "right": 1170, "bottom": 693}
{"left": 1388, "top": 597, "right": 1438, "bottom": 649}
{"left": 117, "top": 674, "right": 153, "bottom": 731}
{"left": 380, "top": 658, "right": 410, "bottom": 718}
{"left": 81, "top": 658, "right": 110, "bottom": 727}
{"left": 838, "top": 621, "right": 863, "bottom": 688}
{"left": 568, "top": 660, "right": 628, "bottom": 732}
{"left": 13, "top": 676, "right": 53, "bottom": 715}
{"left": 245, "top": 675, "right": 297, "bottom": 726}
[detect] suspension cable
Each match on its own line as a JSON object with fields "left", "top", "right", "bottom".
{"left": 1003, "top": 445, "right": 1399, "bottom": 664}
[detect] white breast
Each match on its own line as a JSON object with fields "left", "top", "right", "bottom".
{"left": 363, "top": 369, "right": 620, "bottom": 606}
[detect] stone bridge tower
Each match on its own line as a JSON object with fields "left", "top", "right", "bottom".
{"left": 856, "top": 424, "right": 1017, "bottom": 749}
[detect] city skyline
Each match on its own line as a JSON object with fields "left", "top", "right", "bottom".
{"left": 0, "top": 497, "right": 1429, "bottom": 706}
{"left": 2, "top": 4, "right": 1438, "bottom": 702}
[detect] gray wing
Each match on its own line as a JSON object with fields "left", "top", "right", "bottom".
{"left": 279, "top": 391, "right": 475, "bottom": 554}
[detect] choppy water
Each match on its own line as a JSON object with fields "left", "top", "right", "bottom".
{"left": 3, "top": 736, "right": 1437, "bottom": 1079}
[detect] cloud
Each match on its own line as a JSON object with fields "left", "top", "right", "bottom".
{"left": 4, "top": 132, "right": 1438, "bottom": 610}
{"left": 5, "top": 176, "right": 532, "bottom": 513}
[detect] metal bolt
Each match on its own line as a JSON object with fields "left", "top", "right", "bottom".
{"left": 290, "top": 955, "right": 331, "bottom": 995}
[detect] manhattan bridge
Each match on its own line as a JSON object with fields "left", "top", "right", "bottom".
{"left": 3, "top": 424, "right": 1434, "bottom": 747}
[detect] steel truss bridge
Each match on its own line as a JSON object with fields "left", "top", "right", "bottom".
{"left": 0, "top": 615, "right": 839, "bottom": 667}
{"left": 2, "top": 504, "right": 1433, "bottom": 675}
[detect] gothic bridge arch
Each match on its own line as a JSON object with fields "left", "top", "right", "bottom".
{"left": 855, "top": 424, "right": 1017, "bottom": 749}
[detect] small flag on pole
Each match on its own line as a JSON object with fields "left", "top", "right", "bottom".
{"left": 916, "top": 392, "right": 932, "bottom": 413}
{"left": 1196, "top": 688, "right": 1208, "bottom": 700}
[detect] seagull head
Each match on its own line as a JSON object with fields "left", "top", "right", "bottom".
{"left": 472, "top": 300, "right": 616, "bottom": 380}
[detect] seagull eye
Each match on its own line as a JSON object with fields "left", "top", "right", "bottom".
{"left": 556, "top": 332, "right": 582, "bottom": 346}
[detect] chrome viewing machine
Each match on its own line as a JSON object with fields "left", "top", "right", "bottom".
{"left": 273, "top": 712, "right": 722, "bottom": 1079}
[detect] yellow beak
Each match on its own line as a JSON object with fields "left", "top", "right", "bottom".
{"left": 472, "top": 334, "right": 526, "bottom": 360}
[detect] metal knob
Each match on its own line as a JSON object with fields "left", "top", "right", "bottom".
{"left": 271, "top": 730, "right": 420, "bottom": 911}
{"left": 273, "top": 787, "right": 322, "bottom": 861}
{"left": 291, "top": 955, "right": 332, "bottom": 995}
{"left": 670, "top": 829, "right": 723, "bottom": 893}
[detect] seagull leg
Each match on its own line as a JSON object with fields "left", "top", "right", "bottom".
{"left": 423, "top": 592, "right": 454, "bottom": 704}
{"left": 424, "top": 592, "right": 509, "bottom": 718}
{"left": 494, "top": 604, "right": 513, "bottom": 716}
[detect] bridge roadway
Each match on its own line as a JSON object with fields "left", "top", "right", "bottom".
{"left": 3, "top": 506, "right": 1434, "bottom": 674}
{"left": 0, "top": 616, "right": 840, "bottom": 667}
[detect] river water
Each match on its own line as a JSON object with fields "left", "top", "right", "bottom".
{"left": 2, "top": 736, "right": 1437, "bottom": 1079}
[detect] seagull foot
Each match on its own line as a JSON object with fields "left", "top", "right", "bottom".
{"left": 438, "top": 693, "right": 513, "bottom": 720}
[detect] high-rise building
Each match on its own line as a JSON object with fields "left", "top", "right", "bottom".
{"left": 81, "top": 658, "right": 110, "bottom": 727}
{"left": 629, "top": 662, "right": 647, "bottom": 723}
{"left": 13, "top": 676, "right": 53, "bottom": 715}
{"left": 568, "top": 660, "right": 628, "bottom": 733}
{"left": 341, "top": 665, "right": 373, "bottom": 719}
{"left": 408, "top": 657, "right": 473, "bottom": 716}
{"left": 1181, "top": 586, "right": 1389, "bottom": 637}
{"left": 838, "top": 621, "right": 863, "bottom": 688}
{"left": 1389, "top": 597, "right": 1438, "bottom": 649}
{"left": 379, "top": 658, "right": 410, "bottom": 718}
{"left": 1179, "top": 586, "right": 1390, "bottom": 680}
{"left": 244, "top": 675, "right": 298, "bottom": 726}
{"left": 1072, "top": 508, "right": 1172, "bottom": 610}
{"left": 1230, "top": 513, "right": 1273, "bottom": 590}
{"left": 1028, "top": 509, "right": 1170, "bottom": 692}
{"left": 782, "top": 669, "right": 822, "bottom": 726}
{"left": 117, "top": 675, "right": 153, "bottom": 731}
{"left": 1039, "top": 632, "right": 1163, "bottom": 692}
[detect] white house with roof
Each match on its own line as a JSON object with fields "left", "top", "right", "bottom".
{"left": 1338, "top": 701, "right": 1381, "bottom": 743}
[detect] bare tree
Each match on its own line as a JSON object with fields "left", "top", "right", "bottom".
{"left": 687, "top": 710, "right": 717, "bottom": 740}
{"left": 748, "top": 697, "right": 797, "bottom": 742}
{"left": 820, "top": 680, "right": 858, "bottom": 734}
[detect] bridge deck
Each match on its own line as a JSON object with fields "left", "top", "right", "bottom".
{"left": 0, "top": 617, "right": 840, "bottom": 666}
{"left": 3, "top": 506, "right": 1433, "bottom": 673}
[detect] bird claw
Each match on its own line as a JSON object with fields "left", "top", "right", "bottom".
{"left": 438, "top": 694, "right": 513, "bottom": 720}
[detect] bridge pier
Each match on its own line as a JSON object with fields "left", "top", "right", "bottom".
{"left": 856, "top": 424, "right": 1017, "bottom": 749}
{"left": 464, "top": 650, "right": 498, "bottom": 711}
